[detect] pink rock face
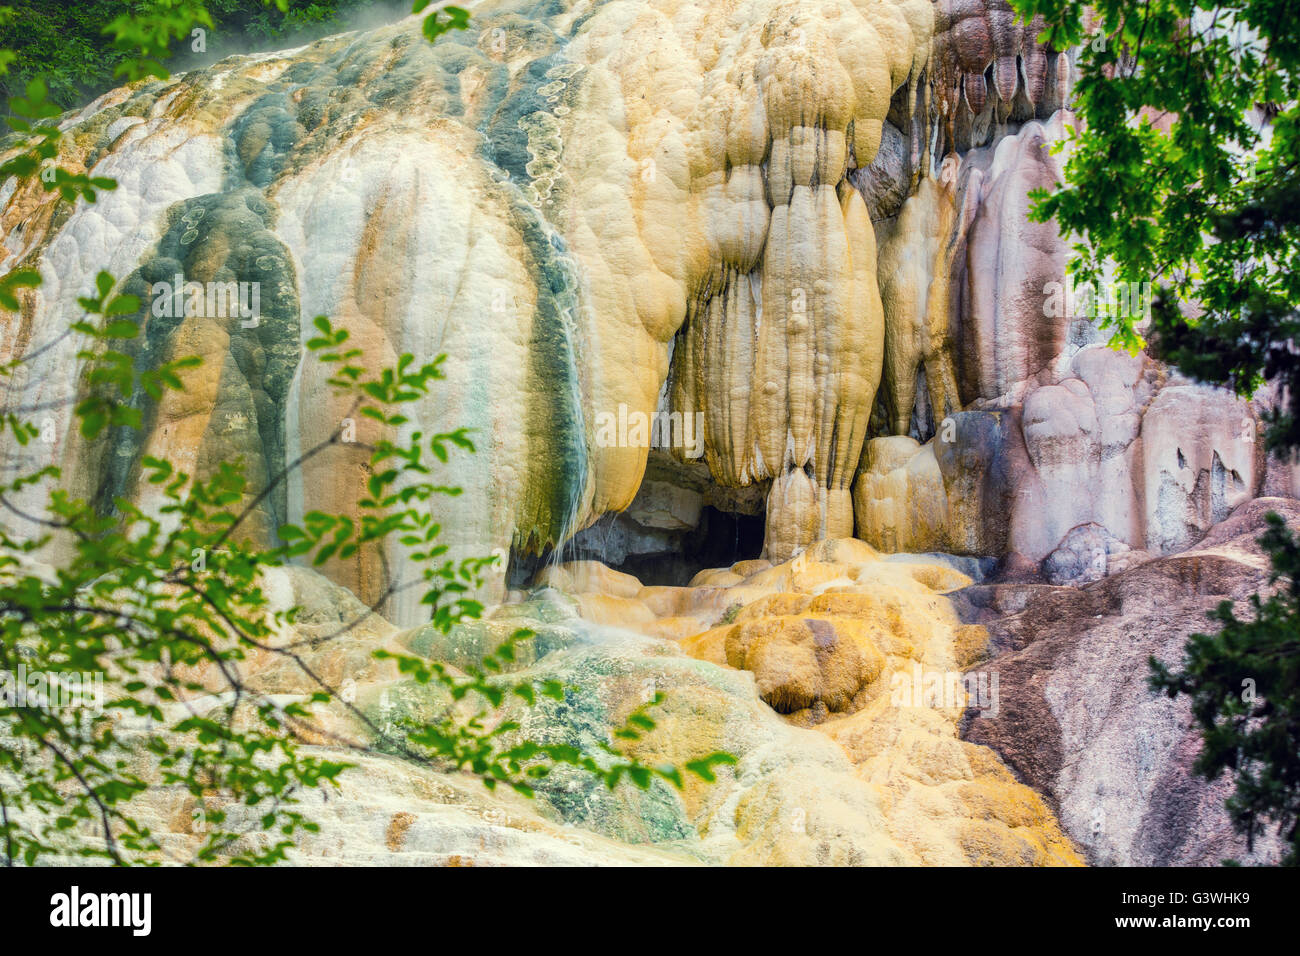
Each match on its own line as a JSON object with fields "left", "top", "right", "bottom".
{"left": 1141, "top": 384, "right": 1265, "bottom": 553}
{"left": 1018, "top": 381, "right": 1102, "bottom": 554}
{"left": 1005, "top": 348, "right": 1154, "bottom": 566}
{"left": 962, "top": 499, "right": 1296, "bottom": 865}
{"left": 958, "top": 115, "right": 1070, "bottom": 402}
{"left": 996, "top": 352, "right": 1250, "bottom": 566}
{"left": 851, "top": 330, "right": 1270, "bottom": 570}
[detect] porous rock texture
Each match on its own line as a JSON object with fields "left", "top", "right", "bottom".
{"left": 931, "top": 0, "right": 1068, "bottom": 151}
{"left": 492, "top": 541, "right": 1083, "bottom": 865}
{"left": 0, "top": 0, "right": 940, "bottom": 614}
{"left": 960, "top": 498, "right": 1296, "bottom": 866}
{"left": 1, "top": 0, "right": 1280, "bottom": 585}
{"left": 1, "top": 0, "right": 1295, "bottom": 867}
{"left": 18, "top": 552, "right": 1078, "bottom": 867}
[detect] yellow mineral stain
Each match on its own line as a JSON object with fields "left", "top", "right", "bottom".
{"left": 548, "top": 538, "right": 1084, "bottom": 866}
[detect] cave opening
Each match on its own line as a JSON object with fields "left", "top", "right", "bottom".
{"left": 617, "top": 505, "right": 766, "bottom": 586}
{"left": 508, "top": 504, "right": 766, "bottom": 591}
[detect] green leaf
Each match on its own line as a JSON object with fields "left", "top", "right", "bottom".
{"left": 103, "top": 319, "right": 140, "bottom": 338}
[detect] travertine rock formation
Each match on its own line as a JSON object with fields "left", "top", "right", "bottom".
{"left": 959, "top": 113, "right": 1073, "bottom": 401}
{"left": 527, "top": 540, "right": 1083, "bottom": 864}
{"left": 20, "top": 548, "right": 1076, "bottom": 867}
{"left": 0, "top": 0, "right": 942, "bottom": 596}
{"left": 1, "top": 0, "right": 1279, "bottom": 583}
{"left": 961, "top": 499, "right": 1295, "bottom": 865}
{"left": 876, "top": 158, "right": 964, "bottom": 437}
{"left": 849, "top": 342, "right": 1264, "bottom": 567}
{"left": 849, "top": 106, "right": 1268, "bottom": 570}
{"left": 1, "top": 0, "right": 1296, "bottom": 868}
{"left": 1141, "top": 384, "right": 1262, "bottom": 553}
{"left": 665, "top": 0, "right": 936, "bottom": 560}
{"left": 931, "top": 0, "right": 1068, "bottom": 150}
